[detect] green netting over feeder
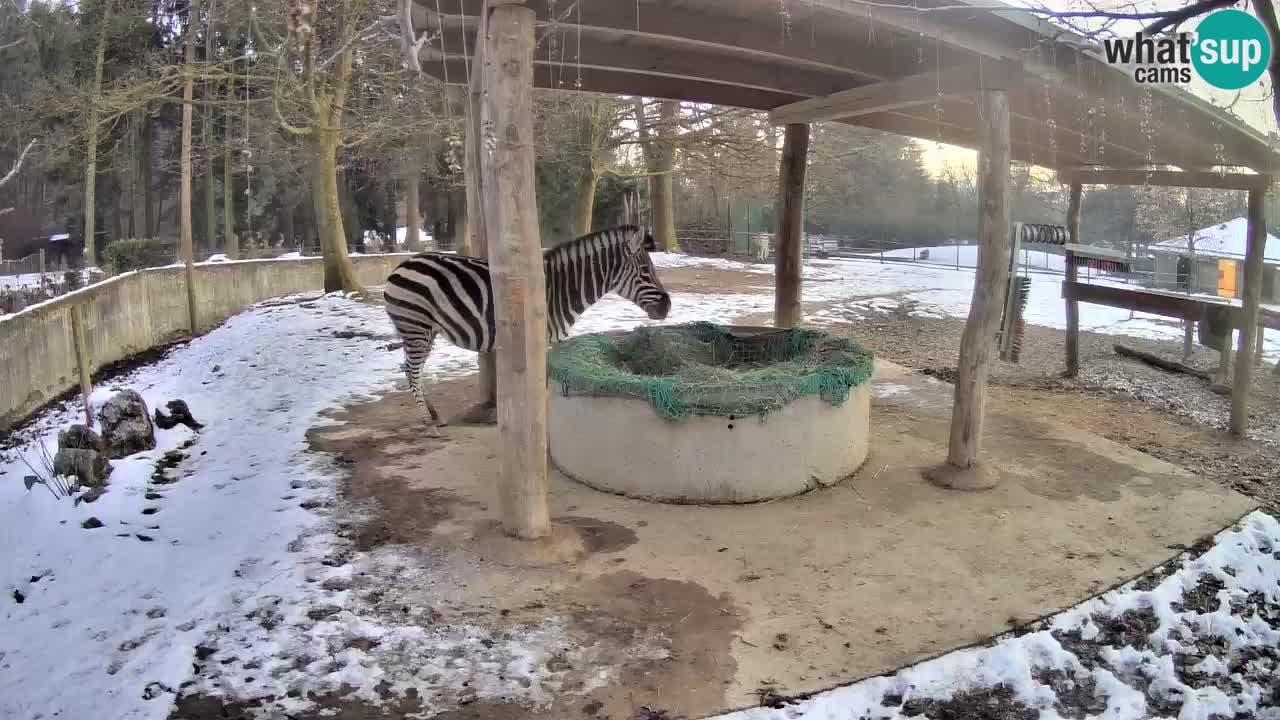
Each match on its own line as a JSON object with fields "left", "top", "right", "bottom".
{"left": 546, "top": 321, "right": 875, "bottom": 422}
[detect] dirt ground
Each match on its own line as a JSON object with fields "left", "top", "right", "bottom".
{"left": 173, "top": 356, "right": 1255, "bottom": 720}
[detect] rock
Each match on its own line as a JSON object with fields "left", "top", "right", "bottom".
{"left": 59, "top": 424, "right": 106, "bottom": 453}
{"left": 53, "top": 447, "right": 113, "bottom": 486}
{"left": 154, "top": 400, "right": 203, "bottom": 431}
{"left": 97, "top": 390, "right": 155, "bottom": 458}
{"left": 82, "top": 517, "right": 104, "bottom": 529}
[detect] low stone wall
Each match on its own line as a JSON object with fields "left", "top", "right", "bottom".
{"left": 0, "top": 254, "right": 411, "bottom": 431}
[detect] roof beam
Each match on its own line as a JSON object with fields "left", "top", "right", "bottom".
{"left": 416, "top": 1, "right": 913, "bottom": 84}
{"left": 1060, "top": 169, "right": 1274, "bottom": 191}
{"left": 418, "top": 58, "right": 808, "bottom": 108}
{"left": 425, "top": 28, "right": 866, "bottom": 99}
{"left": 769, "top": 60, "right": 1020, "bottom": 125}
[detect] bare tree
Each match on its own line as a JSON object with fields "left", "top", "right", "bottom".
{"left": 0, "top": 138, "right": 35, "bottom": 217}
{"left": 82, "top": 0, "right": 117, "bottom": 267}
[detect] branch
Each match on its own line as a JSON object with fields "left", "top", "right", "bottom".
{"left": 317, "top": 16, "right": 399, "bottom": 73}
{"left": 0, "top": 38, "right": 23, "bottom": 53}
{"left": 1144, "top": 0, "right": 1240, "bottom": 34}
{"left": 1254, "top": 0, "right": 1280, "bottom": 128}
{"left": 274, "top": 55, "right": 314, "bottom": 137}
{"left": 0, "top": 139, "right": 36, "bottom": 189}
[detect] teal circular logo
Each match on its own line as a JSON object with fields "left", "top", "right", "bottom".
{"left": 1192, "top": 10, "right": 1272, "bottom": 90}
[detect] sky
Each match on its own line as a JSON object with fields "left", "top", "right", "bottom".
{"left": 916, "top": 0, "right": 1279, "bottom": 176}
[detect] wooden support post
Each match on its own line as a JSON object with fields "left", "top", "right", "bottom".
{"left": 1064, "top": 184, "right": 1083, "bottom": 377}
{"left": 773, "top": 123, "right": 809, "bottom": 328}
{"left": 1230, "top": 187, "right": 1268, "bottom": 438}
{"left": 71, "top": 304, "right": 94, "bottom": 428}
{"left": 481, "top": 3, "right": 550, "bottom": 540}
{"left": 38, "top": 248, "right": 46, "bottom": 278}
{"left": 461, "top": 14, "right": 497, "bottom": 420}
{"left": 1216, "top": 331, "right": 1233, "bottom": 385}
{"left": 928, "top": 88, "right": 1011, "bottom": 491}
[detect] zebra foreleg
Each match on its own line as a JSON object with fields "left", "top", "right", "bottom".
{"left": 403, "top": 334, "right": 447, "bottom": 436}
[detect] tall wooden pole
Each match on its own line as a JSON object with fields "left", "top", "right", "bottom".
{"left": 71, "top": 305, "right": 94, "bottom": 428}
{"left": 1230, "top": 187, "right": 1268, "bottom": 438}
{"left": 1064, "top": 183, "right": 1083, "bottom": 377}
{"left": 928, "top": 88, "right": 1011, "bottom": 491}
{"left": 774, "top": 123, "right": 809, "bottom": 328}
{"left": 482, "top": 3, "right": 549, "bottom": 540}
{"left": 462, "top": 21, "right": 497, "bottom": 418}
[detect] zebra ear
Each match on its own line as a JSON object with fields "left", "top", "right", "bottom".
{"left": 640, "top": 231, "right": 657, "bottom": 253}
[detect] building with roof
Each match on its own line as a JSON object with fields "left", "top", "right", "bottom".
{"left": 1150, "top": 217, "right": 1280, "bottom": 302}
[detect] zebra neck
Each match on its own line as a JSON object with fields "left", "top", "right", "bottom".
{"left": 543, "top": 236, "right": 628, "bottom": 340}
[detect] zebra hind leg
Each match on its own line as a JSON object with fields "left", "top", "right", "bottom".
{"left": 402, "top": 333, "right": 447, "bottom": 436}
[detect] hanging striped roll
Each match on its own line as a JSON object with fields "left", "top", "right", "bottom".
{"left": 1008, "top": 276, "right": 1032, "bottom": 363}
{"left": 1019, "top": 223, "right": 1069, "bottom": 246}
{"left": 998, "top": 275, "right": 1033, "bottom": 363}
{"left": 1064, "top": 243, "right": 1133, "bottom": 273}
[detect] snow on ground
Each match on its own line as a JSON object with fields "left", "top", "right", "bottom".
{"left": 0, "top": 294, "right": 473, "bottom": 720}
{"left": 855, "top": 243, "right": 1069, "bottom": 274}
{"left": 0, "top": 287, "right": 774, "bottom": 720}
{"left": 0, "top": 268, "right": 102, "bottom": 290}
{"left": 714, "top": 510, "right": 1280, "bottom": 720}
{"left": 654, "top": 249, "right": 1280, "bottom": 363}
{"left": 801, "top": 258, "right": 1280, "bottom": 365}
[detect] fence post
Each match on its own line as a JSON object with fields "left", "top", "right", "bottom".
{"left": 38, "top": 248, "right": 46, "bottom": 278}
{"left": 71, "top": 304, "right": 94, "bottom": 428}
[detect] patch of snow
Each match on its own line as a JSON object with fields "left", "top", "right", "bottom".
{"left": 1152, "top": 216, "right": 1280, "bottom": 262}
{"left": 0, "top": 282, "right": 774, "bottom": 720}
{"left": 871, "top": 383, "right": 912, "bottom": 399}
{"left": 0, "top": 294, "right": 472, "bottom": 720}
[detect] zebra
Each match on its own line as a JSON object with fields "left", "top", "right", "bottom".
{"left": 382, "top": 224, "right": 672, "bottom": 434}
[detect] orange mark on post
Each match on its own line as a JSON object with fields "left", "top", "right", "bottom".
{"left": 508, "top": 277, "right": 526, "bottom": 308}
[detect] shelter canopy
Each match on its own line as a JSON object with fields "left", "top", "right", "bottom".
{"left": 409, "top": 0, "right": 1280, "bottom": 174}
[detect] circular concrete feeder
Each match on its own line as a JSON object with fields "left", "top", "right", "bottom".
{"left": 547, "top": 325, "right": 872, "bottom": 504}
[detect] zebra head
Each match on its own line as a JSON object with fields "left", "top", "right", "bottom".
{"left": 617, "top": 225, "right": 671, "bottom": 320}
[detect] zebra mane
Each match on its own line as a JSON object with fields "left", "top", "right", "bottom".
{"left": 543, "top": 225, "right": 641, "bottom": 262}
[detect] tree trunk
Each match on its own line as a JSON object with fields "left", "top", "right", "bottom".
{"left": 652, "top": 101, "right": 679, "bottom": 251}
{"left": 1064, "top": 183, "right": 1083, "bottom": 377}
{"left": 572, "top": 169, "right": 598, "bottom": 235}
{"left": 223, "top": 133, "right": 236, "bottom": 258}
{"left": 142, "top": 114, "right": 155, "bottom": 237}
{"left": 83, "top": 0, "right": 116, "bottom": 266}
{"left": 453, "top": 188, "right": 468, "bottom": 249}
{"left": 650, "top": 170, "right": 676, "bottom": 251}
{"left": 383, "top": 174, "right": 397, "bottom": 247}
{"left": 111, "top": 180, "right": 123, "bottom": 247}
{"left": 130, "top": 111, "right": 147, "bottom": 237}
{"left": 180, "top": 0, "right": 200, "bottom": 333}
{"left": 203, "top": 37, "right": 216, "bottom": 252}
{"left": 312, "top": 125, "right": 361, "bottom": 292}
{"left": 404, "top": 163, "right": 422, "bottom": 251}
{"left": 929, "top": 88, "right": 1011, "bottom": 490}
{"left": 774, "top": 123, "right": 808, "bottom": 328}
{"left": 482, "top": 4, "right": 549, "bottom": 540}
{"left": 1230, "top": 189, "right": 1267, "bottom": 437}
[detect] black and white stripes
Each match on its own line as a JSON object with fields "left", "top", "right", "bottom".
{"left": 383, "top": 225, "right": 672, "bottom": 431}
